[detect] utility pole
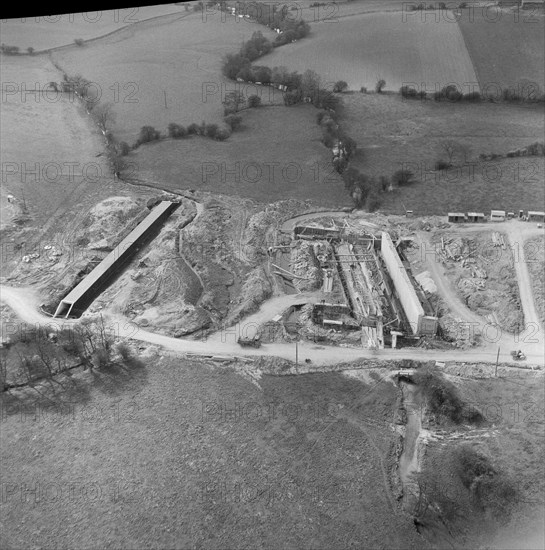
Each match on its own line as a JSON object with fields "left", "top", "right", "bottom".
{"left": 295, "top": 340, "right": 298, "bottom": 369}
{"left": 495, "top": 347, "right": 500, "bottom": 377}
{"left": 163, "top": 90, "right": 168, "bottom": 109}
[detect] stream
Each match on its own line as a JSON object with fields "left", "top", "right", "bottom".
{"left": 398, "top": 380, "right": 424, "bottom": 511}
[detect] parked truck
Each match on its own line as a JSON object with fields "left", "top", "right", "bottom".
{"left": 238, "top": 335, "right": 261, "bottom": 348}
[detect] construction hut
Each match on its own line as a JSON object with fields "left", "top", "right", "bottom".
{"left": 490, "top": 210, "right": 506, "bottom": 222}
{"left": 521, "top": 0, "right": 545, "bottom": 9}
{"left": 528, "top": 211, "right": 545, "bottom": 223}
{"left": 447, "top": 212, "right": 466, "bottom": 223}
{"left": 466, "top": 212, "right": 485, "bottom": 223}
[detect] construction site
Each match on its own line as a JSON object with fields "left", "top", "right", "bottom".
{"left": 268, "top": 219, "right": 438, "bottom": 349}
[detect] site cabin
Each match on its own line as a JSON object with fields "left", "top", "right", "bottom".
{"left": 490, "top": 210, "right": 506, "bottom": 222}
{"left": 448, "top": 212, "right": 466, "bottom": 223}
{"left": 528, "top": 211, "right": 545, "bottom": 223}
{"left": 466, "top": 212, "right": 485, "bottom": 223}
{"left": 521, "top": 0, "right": 545, "bottom": 9}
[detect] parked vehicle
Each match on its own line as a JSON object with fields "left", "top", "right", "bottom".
{"left": 238, "top": 335, "right": 261, "bottom": 348}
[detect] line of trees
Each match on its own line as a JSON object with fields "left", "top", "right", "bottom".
{"left": 128, "top": 88, "right": 265, "bottom": 152}
{"left": 216, "top": 1, "right": 311, "bottom": 45}
{"left": 401, "top": 81, "right": 545, "bottom": 103}
{"left": 1, "top": 318, "right": 140, "bottom": 392}
{"left": 62, "top": 73, "right": 130, "bottom": 175}
{"left": 1, "top": 44, "right": 35, "bottom": 55}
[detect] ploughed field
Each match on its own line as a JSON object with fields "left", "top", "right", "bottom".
{"left": 458, "top": 6, "right": 545, "bottom": 92}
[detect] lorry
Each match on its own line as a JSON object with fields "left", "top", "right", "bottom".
{"left": 237, "top": 335, "right": 261, "bottom": 348}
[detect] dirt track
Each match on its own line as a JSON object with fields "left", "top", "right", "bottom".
{"left": 418, "top": 222, "right": 545, "bottom": 358}
{"left": 2, "top": 209, "right": 543, "bottom": 368}
{"left": 2, "top": 284, "right": 544, "bottom": 367}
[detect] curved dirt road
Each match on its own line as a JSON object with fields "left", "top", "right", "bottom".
{"left": 419, "top": 223, "right": 545, "bottom": 357}
{"left": 2, "top": 285, "right": 544, "bottom": 366}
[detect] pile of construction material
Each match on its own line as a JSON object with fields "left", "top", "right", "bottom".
{"left": 289, "top": 241, "right": 323, "bottom": 291}
{"left": 437, "top": 236, "right": 473, "bottom": 263}
{"left": 491, "top": 231, "right": 506, "bottom": 249}
{"left": 436, "top": 236, "right": 489, "bottom": 291}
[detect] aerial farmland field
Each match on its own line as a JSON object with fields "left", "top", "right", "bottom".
{"left": 0, "top": 55, "right": 111, "bottom": 230}
{"left": 458, "top": 6, "right": 545, "bottom": 91}
{"left": 51, "top": 11, "right": 277, "bottom": 144}
{"left": 0, "top": 5, "right": 186, "bottom": 51}
{"left": 341, "top": 92, "right": 545, "bottom": 213}
{"left": 259, "top": 11, "right": 479, "bottom": 92}
{"left": 130, "top": 104, "right": 349, "bottom": 206}
{"left": 1, "top": 2, "right": 544, "bottom": 550}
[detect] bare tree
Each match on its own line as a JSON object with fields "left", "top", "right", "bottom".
{"left": 92, "top": 102, "right": 116, "bottom": 130}
{"left": 301, "top": 69, "right": 322, "bottom": 100}
{"left": 439, "top": 139, "right": 472, "bottom": 164}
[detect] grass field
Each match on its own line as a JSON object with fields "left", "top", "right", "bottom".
{"left": 458, "top": 6, "right": 545, "bottom": 91}
{"left": 259, "top": 11, "right": 479, "bottom": 92}
{"left": 0, "top": 55, "right": 113, "bottom": 231}
{"left": 128, "top": 104, "right": 350, "bottom": 206}
{"left": 420, "top": 373, "right": 545, "bottom": 548}
{"left": 0, "top": 5, "right": 187, "bottom": 51}
{"left": 341, "top": 93, "right": 545, "bottom": 214}
{"left": 51, "top": 11, "right": 277, "bottom": 144}
{"left": 0, "top": 358, "right": 424, "bottom": 549}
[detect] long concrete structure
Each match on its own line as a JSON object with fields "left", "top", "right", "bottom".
{"left": 380, "top": 232, "right": 437, "bottom": 336}
{"left": 54, "top": 201, "right": 178, "bottom": 318}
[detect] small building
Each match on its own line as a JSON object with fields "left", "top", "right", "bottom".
{"left": 521, "top": 0, "right": 545, "bottom": 9}
{"left": 528, "top": 211, "right": 545, "bottom": 223}
{"left": 490, "top": 210, "right": 506, "bottom": 222}
{"left": 528, "top": 210, "right": 545, "bottom": 223}
{"left": 466, "top": 212, "right": 485, "bottom": 223}
{"left": 447, "top": 212, "right": 466, "bottom": 223}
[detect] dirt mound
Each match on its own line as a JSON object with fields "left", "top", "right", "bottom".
{"left": 77, "top": 196, "right": 142, "bottom": 250}
{"left": 226, "top": 266, "right": 273, "bottom": 326}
